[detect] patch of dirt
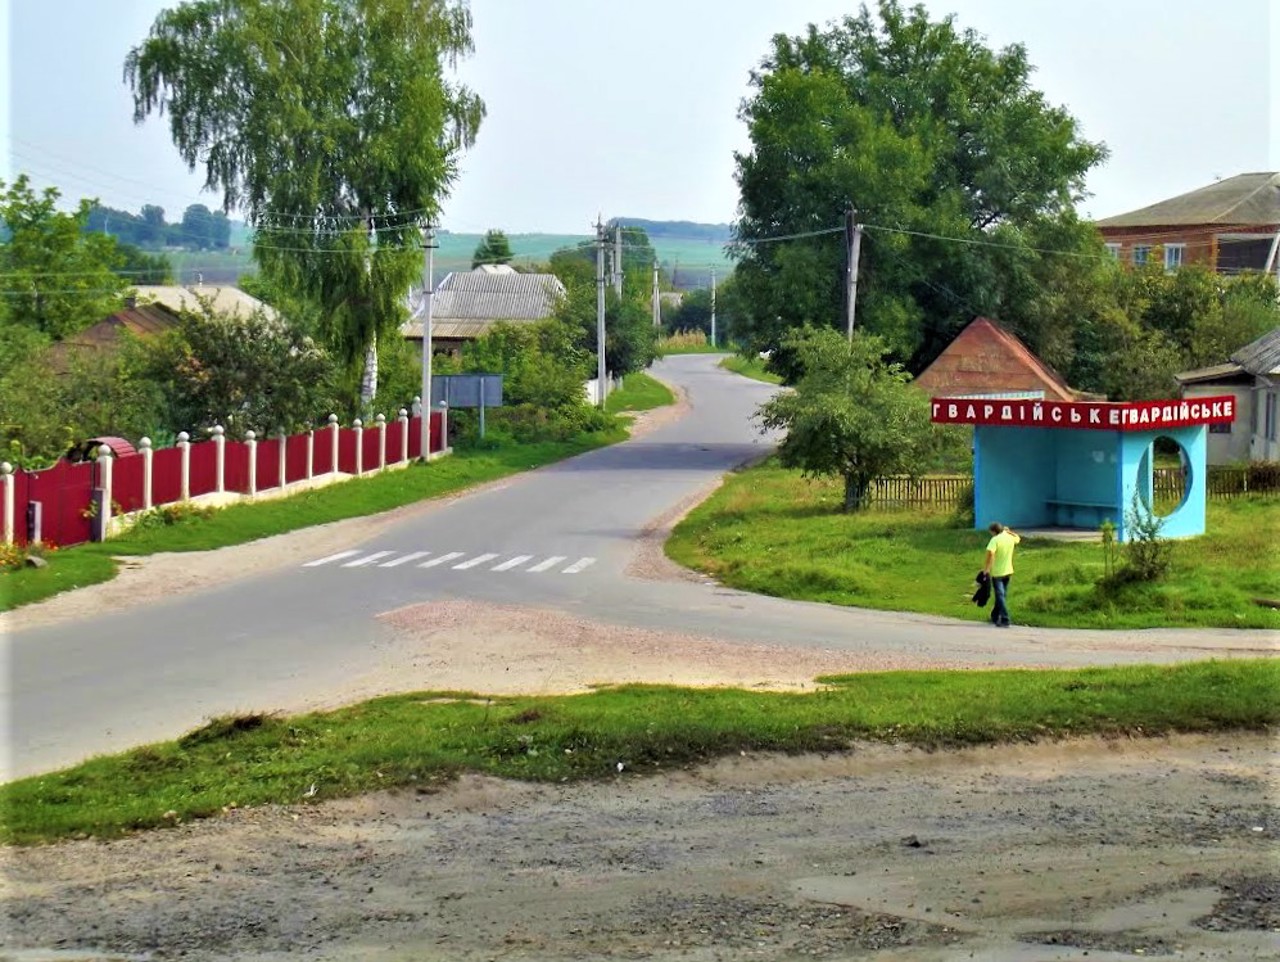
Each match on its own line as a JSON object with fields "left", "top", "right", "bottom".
{"left": 3, "top": 734, "right": 1277, "bottom": 961}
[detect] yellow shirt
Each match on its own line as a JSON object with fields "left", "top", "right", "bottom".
{"left": 986, "top": 530, "right": 1021, "bottom": 578}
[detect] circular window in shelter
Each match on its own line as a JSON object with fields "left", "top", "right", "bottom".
{"left": 1137, "top": 436, "right": 1192, "bottom": 519}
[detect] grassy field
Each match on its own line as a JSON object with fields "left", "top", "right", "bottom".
{"left": 0, "top": 430, "right": 626, "bottom": 612}
{"left": 666, "top": 461, "right": 1280, "bottom": 630}
{"left": 605, "top": 372, "right": 676, "bottom": 414}
{"left": 3, "top": 658, "right": 1274, "bottom": 845}
{"left": 719, "top": 354, "right": 782, "bottom": 384}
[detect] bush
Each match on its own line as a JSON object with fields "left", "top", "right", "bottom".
{"left": 1100, "top": 491, "right": 1173, "bottom": 588}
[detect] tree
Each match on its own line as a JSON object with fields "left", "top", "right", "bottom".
{"left": 732, "top": 0, "right": 1106, "bottom": 369}
{"left": 0, "top": 175, "right": 129, "bottom": 339}
{"left": 139, "top": 204, "right": 167, "bottom": 246}
{"left": 471, "top": 229, "right": 513, "bottom": 268}
{"left": 126, "top": 0, "right": 485, "bottom": 408}
{"left": 181, "top": 204, "right": 215, "bottom": 249}
{"left": 758, "top": 328, "right": 935, "bottom": 511}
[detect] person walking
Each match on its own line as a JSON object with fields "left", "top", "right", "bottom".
{"left": 983, "top": 522, "right": 1021, "bottom": 627}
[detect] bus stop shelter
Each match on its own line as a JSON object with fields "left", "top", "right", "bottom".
{"left": 931, "top": 395, "right": 1237, "bottom": 541}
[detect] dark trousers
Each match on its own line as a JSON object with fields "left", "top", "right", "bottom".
{"left": 990, "top": 575, "right": 1012, "bottom": 626}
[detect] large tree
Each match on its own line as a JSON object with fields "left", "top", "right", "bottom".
{"left": 732, "top": 0, "right": 1106, "bottom": 372}
{"left": 471, "top": 228, "right": 513, "bottom": 268}
{"left": 126, "top": 0, "right": 485, "bottom": 405}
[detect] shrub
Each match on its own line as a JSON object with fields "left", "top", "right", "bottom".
{"left": 1099, "top": 491, "right": 1172, "bottom": 590}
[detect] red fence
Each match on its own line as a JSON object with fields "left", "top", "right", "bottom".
{"left": 3, "top": 412, "right": 450, "bottom": 549}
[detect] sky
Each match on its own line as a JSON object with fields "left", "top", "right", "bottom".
{"left": 2, "top": 0, "right": 1276, "bottom": 239}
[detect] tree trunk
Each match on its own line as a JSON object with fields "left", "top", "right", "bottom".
{"left": 359, "top": 331, "right": 378, "bottom": 406}
{"left": 842, "top": 473, "right": 868, "bottom": 513}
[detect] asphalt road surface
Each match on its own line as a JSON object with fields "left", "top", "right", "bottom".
{"left": 3, "top": 354, "right": 1275, "bottom": 780}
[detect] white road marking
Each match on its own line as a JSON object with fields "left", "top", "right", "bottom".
{"left": 418, "top": 552, "right": 465, "bottom": 568}
{"left": 526, "top": 555, "right": 567, "bottom": 573}
{"left": 491, "top": 554, "right": 533, "bottom": 572}
{"left": 342, "top": 551, "right": 394, "bottom": 568}
{"left": 453, "top": 553, "right": 499, "bottom": 570}
{"left": 303, "top": 550, "right": 361, "bottom": 567}
{"left": 561, "top": 557, "right": 597, "bottom": 574}
{"left": 378, "top": 551, "right": 431, "bottom": 568}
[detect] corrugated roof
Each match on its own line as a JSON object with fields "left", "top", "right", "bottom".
{"left": 915, "top": 317, "right": 1082, "bottom": 401}
{"left": 1230, "top": 326, "right": 1280, "bottom": 377}
{"left": 134, "top": 284, "right": 279, "bottom": 320}
{"left": 1096, "top": 172, "right": 1280, "bottom": 228}
{"left": 1174, "top": 362, "right": 1250, "bottom": 385}
{"left": 403, "top": 269, "right": 566, "bottom": 340}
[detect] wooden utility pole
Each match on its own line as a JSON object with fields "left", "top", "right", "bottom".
{"left": 596, "top": 217, "right": 608, "bottom": 407}
{"left": 845, "top": 207, "right": 862, "bottom": 339}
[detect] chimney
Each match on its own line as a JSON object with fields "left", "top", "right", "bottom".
{"left": 125, "top": 295, "right": 137, "bottom": 309}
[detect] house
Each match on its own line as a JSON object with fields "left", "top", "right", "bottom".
{"left": 402, "top": 265, "right": 567, "bottom": 355}
{"left": 47, "top": 297, "right": 180, "bottom": 373}
{"left": 1175, "top": 327, "right": 1280, "bottom": 463}
{"left": 1095, "top": 172, "right": 1280, "bottom": 274}
{"left": 914, "top": 317, "right": 1095, "bottom": 401}
{"left": 133, "top": 284, "right": 280, "bottom": 321}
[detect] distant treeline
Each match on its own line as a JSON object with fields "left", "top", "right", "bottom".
{"left": 84, "top": 203, "right": 238, "bottom": 252}
{"left": 610, "top": 217, "right": 731, "bottom": 242}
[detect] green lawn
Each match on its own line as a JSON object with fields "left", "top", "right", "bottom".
{"left": 719, "top": 354, "right": 783, "bottom": 384}
{"left": 605, "top": 371, "right": 676, "bottom": 414}
{"left": 4, "top": 658, "right": 1274, "bottom": 845}
{"left": 666, "top": 461, "right": 1280, "bottom": 630}
{"left": 1, "top": 431, "right": 625, "bottom": 612}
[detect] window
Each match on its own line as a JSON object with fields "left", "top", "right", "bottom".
{"left": 1132, "top": 245, "right": 1151, "bottom": 266}
{"left": 1105, "top": 243, "right": 1121, "bottom": 259}
{"left": 1164, "top": 244, "right": 1185, "bottom": 270}
{"left": 1210, "top": 421, "right": 1231, "bottom": 434}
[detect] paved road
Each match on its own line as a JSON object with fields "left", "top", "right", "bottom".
{"left": 3, "top": 354, "right": 1275, "bottom": 780}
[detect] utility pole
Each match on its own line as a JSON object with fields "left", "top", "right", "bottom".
{"left": 613, "top": 223, "right": 624, "bottom": 297}
{"left": 652, "top": 260, "right": 661, "bottom": 328}
{"left": 845, "top": 206, "right": 862, "bottom": 340}
{"left": 420, "top": 224, "right": 436, "bottom": 459}
{"left": 710, "top": 267, "right": 717, "bottom": 348}
{"left": 596, "top": 217, "right": 608, "bottom": 407}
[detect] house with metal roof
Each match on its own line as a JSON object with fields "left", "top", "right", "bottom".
{"left": 402, "top": 265, "right": 567, "bottom": 354}
{"left": 1176, "top": 327, "right": 1280, "bottom": 463}
{"left": 134, "top": 284, "right": 280, "bottom": 321}
{"left": 1095, "top": 172, "right": 1280, "bottom": 274}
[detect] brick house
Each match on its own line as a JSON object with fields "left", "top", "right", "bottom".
{"left": 1095, "top": 172, "right": 1280, "bottom": 274}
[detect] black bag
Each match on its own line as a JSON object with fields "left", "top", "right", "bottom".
{"left": 972, "top": 571, "right": 991, "bottom": 607}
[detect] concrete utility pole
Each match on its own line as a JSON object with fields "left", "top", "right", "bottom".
{"left": 652, "top": 261, "right": 661, "bottom": 328}
{"left": 613, "top": 223, "right": 624, "bottom": 297}
{"left": 596, "top": 217, "right": 608, "bottom": 407}
{"left": 420, "top": 224, "right": 436, "bottom": 459}
{"left": 845, "top": 206, "right": 863, "bottom": 340}
{"left": 710, "top": 267, "right": 717, "bottom": 348}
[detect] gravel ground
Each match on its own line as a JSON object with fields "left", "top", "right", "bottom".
{"left": 3, "top": 734, "right": 1277, "bottom": 961}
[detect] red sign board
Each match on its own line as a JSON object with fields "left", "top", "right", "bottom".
{"left": 930, "top": 396, "right": 1235, "bottom": 431}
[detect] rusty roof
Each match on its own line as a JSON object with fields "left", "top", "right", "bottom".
{"left": 915, "top": 317, "right": 1081, "bottom": 402}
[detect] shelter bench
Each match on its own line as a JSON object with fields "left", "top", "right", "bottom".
{"left": 1044, "top": 498, "right": 1118, "bottom": 528}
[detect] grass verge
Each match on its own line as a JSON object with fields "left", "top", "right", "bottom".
{"left": 3, "top": 659, "right": 1274, "bottom": 845}
{"left": 605, "top": 371, "right": 676, "bottom": 414}
{"left": 1, "top": 429, "right": 626, "bottom": 612}
{"left": 666, "top": 461, "right": 1280, "bottom": 630}
{"left": 719, "top": 354, "right": 783, "bottom": 384}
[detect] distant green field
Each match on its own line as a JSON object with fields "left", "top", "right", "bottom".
{"left": 151, "top": 232, "right": 736, "bottom": 290}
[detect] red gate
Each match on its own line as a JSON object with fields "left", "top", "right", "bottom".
{"left": 25, "top": 460, "right": 94, "bottom": 547}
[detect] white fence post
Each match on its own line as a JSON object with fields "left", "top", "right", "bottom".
{"left": 1, "top": 462, "right": 13, "bottom": 545}
{"left": 399, "top": 409, "right": 409, "bottom": 464}
{"left": 277, "top": 431, "right": 287, "bottom": 490}
{"left": 139, "top": 437, "right": 153, "bottom": 510}
{"left": 437, "top": 401, "right": 449, "bottom": 454}
{"left": 376, "top": 414, "right": 387, "bottom": 471}
{"left": 97, "top": 444, "right": 114, "bottom": 536}
{"left": 178, "top": 431, "right": 191, "bottom": 501}
{"left": 328, "top": 414, "right": 339, "bottom": 473}
{"left": 212, "top": 424, "right": 225, "bottom": 494}
{"left": 245, "top": 430, "right": 257, "bottom": 496}
{"left": 306, "top": 429, "right": 315, "bottom": 480}
{"left": 353, "top": 418, "right": 364, "bottom": 475}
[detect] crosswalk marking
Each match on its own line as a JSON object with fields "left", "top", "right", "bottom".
{"left": 303, "top": 550, "right": 362, "bottom": 567}
{"left": 526, "top": 555, "right": 567, "bottom": 573}
{"left": 418, "top": 552, "right": 465, "bottom": 568}
{"left": 562, "top": 557, "right": 596, "bottom": 574}
{"left": 379, "top": 551, "right": 431, "bottom": 568}
{"left": 453, "top": 553, "right": 499, "bottom": 570}
{"left": 491, "top": 554, "right": 533, "bottom": 572}
{"left": 342, "top": 551, "right": 395, "bottom": 568}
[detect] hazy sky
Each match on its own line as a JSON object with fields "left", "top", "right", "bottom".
{"left": 3, "top": 0, "right": 1276, "bottom": 242}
